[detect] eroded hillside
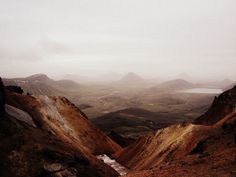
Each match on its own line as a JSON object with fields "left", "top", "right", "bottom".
{"left": 115, "top": 86, "right": 236, "bottom": 177}
{"left": 6, "top": 91, "right": 121, "bottom": 155}
{"left": 0, "top": 78, "right": 121, "bottom": 177}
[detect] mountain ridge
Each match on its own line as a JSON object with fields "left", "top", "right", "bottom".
{"left": 115, "top": 85, "right": 236, "bottom": 176}
{"left": 194, "top": 85, "right": 236, "bottom": 125}
{"left": 3, "top": 74, "right": 81, "bottom": 95}
{"left": 150, "top": 79, "right": 196, "bottom": 91}
{"left": 0, "top": 79, "right": 121, "bottom": 177}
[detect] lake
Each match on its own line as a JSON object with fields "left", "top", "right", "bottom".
{"left": 178, "top": 88, "right": 223, "bottom": 94}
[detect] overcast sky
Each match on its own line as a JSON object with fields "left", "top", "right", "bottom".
{"left": 0, "top": 0, "right": 236, "bottom": 80}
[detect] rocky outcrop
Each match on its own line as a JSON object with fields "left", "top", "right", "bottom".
{"left": 194, "top": 85, "right": 236, "bottom": 125}
{"left": 5, "top": 104, "right": 36, "bottom": 127}
{"left": 0, "top": 78, "right": 5, "bottom": 114}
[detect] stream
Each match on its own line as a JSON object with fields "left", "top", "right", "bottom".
{"left": 96, "top": 154, "right": 129, "bottom": 176}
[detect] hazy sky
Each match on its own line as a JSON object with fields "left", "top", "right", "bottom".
{"left": 0, "top": 0, "right": 236, "bottom": 80}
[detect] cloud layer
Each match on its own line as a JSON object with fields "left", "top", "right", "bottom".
{"left": 0, "top": 0, "right": 236, "bottom": 80}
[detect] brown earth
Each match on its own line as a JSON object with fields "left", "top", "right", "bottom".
{"left": 115, "top": 86, "right": 236, "bottom": 177}
{"left": 0, "top": 114, "right": 119, "bottom": 177}
{"left": 5, "top": 91, "right": 121, "bottom": 155}
{"left": 194, "top": 85, "right": 236, "bottom": 125}
{"left": 0, "top": 79, "right": 121, "bottom": 177}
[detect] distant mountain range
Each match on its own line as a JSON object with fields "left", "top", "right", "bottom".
{"left": 150, "top": 79, "right": 196, "bottom": 91}
{"left": 0, "top": 75, "right": 235, "bottom": 176}
{"left": 63, "top": 72, "right": 124, "bottom": 83}
{"left": 3, "top": 74, "right": 81, "bottom": 95}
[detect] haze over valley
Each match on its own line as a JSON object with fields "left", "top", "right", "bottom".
{"left": 2, "top": 73, "right": 234, "bottom": 139}
{"left": 0, "top": 0, "right": 236, "bottom": 176}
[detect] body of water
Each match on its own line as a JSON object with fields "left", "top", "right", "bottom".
{"left": 178, "top": 88, "right": 223, "bottom": 94}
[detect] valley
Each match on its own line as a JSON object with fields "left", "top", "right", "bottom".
{"left": 1, "top": 1, "right": 235, "bottom": 176}
{"left": 3, "top": 73, "right": 229, "bottom": 139}
{"left": 3, "top": 74, "right": 227, "bottom": 140}
{"left": 0, "top": 76, "right": 235, "bottom": 177}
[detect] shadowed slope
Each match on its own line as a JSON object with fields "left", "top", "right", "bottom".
{"left": 0, "top": 115, "right": 120, "bottom": 177}
{"left": 194, "top": 85, "right": 236, "bottom": 125}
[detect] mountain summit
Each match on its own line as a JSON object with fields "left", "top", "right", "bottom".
{"left": 26, "top": 73, "right": 51, "bottom": 82}
{"left": 156, "top": 79, "right": 195, "bottom": 90}
{"left": 119, "top": 72, "right": 145, "bottom": 86}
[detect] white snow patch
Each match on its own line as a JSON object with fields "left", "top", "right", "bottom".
{"left": 97, "top": 154, "right": 129, "bottom": 176}
{"left": 5, "top": 104, "right": 36, "bottom": 127}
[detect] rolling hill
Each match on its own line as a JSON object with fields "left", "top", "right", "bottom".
{"left": 93, "top": 107, "right": 185, "bottom": 139}
{"left": 117, "top": 72, "right": 146, "bottom": 86}
{"left": 150, "top": 79, "right": 196, "bottom": 91}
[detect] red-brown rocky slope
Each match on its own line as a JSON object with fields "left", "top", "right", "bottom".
{"left": 0, "top": 79, "right": 121, "bottom": 177}
{"left": 116, "top": 86, "right": 236, "bottom": 177}
{"left": 6, "top": 91, "right": 121, "bottom": 155}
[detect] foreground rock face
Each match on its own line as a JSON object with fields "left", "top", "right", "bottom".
{"left": 6, "top": 92, "right": 121, "bottom": 155}
{"left": 0, "top": 83, "right": 121, "bottom": 177}
{"left": 0, "top": 115, "right": 119, "bottom": 177}
{"left": 116, "top": 86, "right": 236, "bottom": 177}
